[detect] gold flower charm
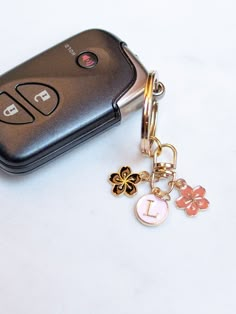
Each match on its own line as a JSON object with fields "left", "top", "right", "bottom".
{"left": 109, "top": 166, "right": 141, "bottom": 196}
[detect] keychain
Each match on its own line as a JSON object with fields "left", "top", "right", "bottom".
{"left": 109, "top": 71, "right": 209, "bottom": 226}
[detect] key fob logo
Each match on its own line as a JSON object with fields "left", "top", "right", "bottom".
{"left": 34, "top": 90, "right": 51, "bottom": 103}
{"left": 3, "top": 104, "right": 19, "bottom": 117}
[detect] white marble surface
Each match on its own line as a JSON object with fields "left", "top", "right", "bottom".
{"left": 0, "top": 1, "right": 235, "bottom": 313}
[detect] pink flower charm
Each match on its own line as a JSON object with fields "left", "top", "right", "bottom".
{"left": 176, "top": 185, "right": 209, "bottom": 216}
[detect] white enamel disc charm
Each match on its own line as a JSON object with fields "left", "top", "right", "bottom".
{"left": 135, "top": 194, "right": 169, "bottom": 226}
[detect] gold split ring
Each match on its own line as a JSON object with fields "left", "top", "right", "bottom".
{"left": 141, "top": 71, "right": 165, "bottom": 156}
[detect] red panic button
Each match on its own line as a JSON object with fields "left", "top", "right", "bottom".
{"left": 77, "top": 52, "right": 98, "bottom": 69}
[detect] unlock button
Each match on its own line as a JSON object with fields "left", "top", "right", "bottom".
{"left": 17, "top": 83, "right": 59, "bottom": 116}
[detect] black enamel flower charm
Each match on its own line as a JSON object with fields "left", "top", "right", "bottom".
{"left": 109, "top": 166, "right": 141, "bottom": 196}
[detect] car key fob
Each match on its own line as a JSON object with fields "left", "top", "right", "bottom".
{"left": 0, "top": 29, "right": 147, "bottom": 174}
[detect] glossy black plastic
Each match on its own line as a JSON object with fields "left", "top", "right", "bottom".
{"left": 0, "top": 29, "right": 136, "bottom": 173}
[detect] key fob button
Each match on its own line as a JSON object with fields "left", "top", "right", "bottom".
{"left": 0, "top": 93, "right": 34, "bottom": 124}
{"left": 77, "top": 52, "right": 98, "bottom": 69}
{"left": 16, "top": 83, "right": 59, "bottom": 116}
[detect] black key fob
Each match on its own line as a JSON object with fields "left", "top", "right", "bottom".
{"left": 0, "top": 29, "right": 147, "bottom": 174}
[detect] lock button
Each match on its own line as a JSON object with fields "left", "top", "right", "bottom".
{"left": 0, "top": 93, "right": 34, "bottom": 124}
{"left": 16, "top": 83, "right": 59, "bottom": 116}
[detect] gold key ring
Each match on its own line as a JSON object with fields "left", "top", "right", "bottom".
{"left": 141, "top": 71, "right": 165, "bottom": 156}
